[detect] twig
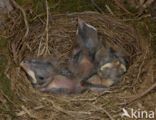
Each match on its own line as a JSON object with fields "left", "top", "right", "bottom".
{"left": 37, "top": 37, "right": 43, "bottom": 56}
{"left": 45, "top": 98, "right": 74, "bottom": 118}
{"left": 125, "top": 81, "right": 156, "bottom": 105}
{"left": 45, "top": 97, "right": 91, "bottom": 118}
{"left": 70, "top": 97, "right": 97, "bottom": 102}
{"left": 10, "top": 0, "right": 29, "bottom": 39}
{"left": 122, "top": 66, "right": 155, "bottom": 106}
{"left": 131, "top": 49, "right": 148, "bottom": 87}
{"left": 0, "top": 90, "right": 15, "bottom": 106}
{"left": 90, "top": 0, "right": 103, "bottom": 13}
{"left": 91, "top": 104, "right": 115, "bottom": 120}
{"left": 44, "top": 0, "right": 50, "bottom": 55}
{"left": 0, "top": 34, "right": 9, "bottom": 38}
{"left": 105, "top": 5, "right": 115, "bottom": 16}
{"left": 137, "top": 0, "right": 154, "bottom": 16}
{"left": 113, "top": 0, "right": 132, "bottom": 15}
{"left": 21, "top": 105, "right": 38, "bottom": 119}
{"left": 121, "top": 14, "right": 151, "bottom": 21}
{"left": 37, "top": 0, "right": 50, "bottom": 56}
{"left": 136, "top": 50, "right": 147, "bottom": 81}
{"left": 103, "top": 109, "right": 115, "bottom": 120}
{"left": 32, "top": 11, "right": 100, "bottom": 19}
{"left": 16, "top": 105, "right": 45, "bottom": 117}
{"left": 10, "top": 0, "right": 29, "bottom": 60}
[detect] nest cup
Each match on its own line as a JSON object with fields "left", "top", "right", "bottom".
{"left": 6, "top": 12, "right": 153, "bottom": 119}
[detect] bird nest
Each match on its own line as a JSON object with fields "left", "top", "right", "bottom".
{"left": 5, "top": 11, "right": 155, "bottom": 119}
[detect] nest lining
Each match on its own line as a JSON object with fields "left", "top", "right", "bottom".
{"left": 5, "top": 11, "right": 154, "bottom": 120}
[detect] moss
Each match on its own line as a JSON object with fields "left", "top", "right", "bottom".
{"left": 0, "top": 55, "right": 12, "bottom": 97}
{"left": 0, "top": 55, "right": 14, "bottom": 119}
{"left": 0, "top": 74, "right": 11, "bottom": 97}
{"left": 16, "top": 0, "right": 32, "bottom": 5}
{"left": 0, "top": 37, "right": 15, "bottom": 118}
{"left": 54, "top": 0, "right": 115, "bottom": 13}
{"left": 0, "top": 37, "right": 7, "bottom": 47}
{"left": 33, "top": 0, "right": 45, "bottom": 13}
{"left": 55, "top": 0, "right": 94, "bottom": 12}
{"left": 0, "top": 37, "right": 12, "bottom": 98}
{"left": 32, "top": 0, "right": 95, "bottom": 13}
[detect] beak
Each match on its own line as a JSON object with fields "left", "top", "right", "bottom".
{"left": 20, "top": 61, "right": 24, "bottom": 67}
{"left": 100, "top": 63, "right": 112, "bottom": 71}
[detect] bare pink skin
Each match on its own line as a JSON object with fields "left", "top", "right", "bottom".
{"left": 40, "top": 75, "right": 85, "bottom": 94}
{"left": 69, "top": 49, "right": 95, "bottom": 80}
{"left": 84, "top": 75, "right": 109, "bottom": 93}
{"left": 20, "top": 58, "right": 85, "bottom": 94}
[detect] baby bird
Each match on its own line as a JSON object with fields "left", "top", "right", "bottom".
{"left": 40, "top": 75, "right": 85, "bottom": 94}
{"left": 83, "top": 47, "right": 127, "bottom": 92}
{"left": 20, "top": 58, "right": 85, "bottom": 94}
{"left": 68, "top": 48, "right": 95, "bottom": 81}
{"left": 94, "top": 47, "right": 127, "bottom": 87}
{"left": 76, "top": 18, "right": 100, "bottom": 59}
{"left": 82, "top": 74, "right": 108, "bottom": 93}
{"left": 20, "top": 58, "right": 55, "bottom": 87}
{"left": 68, "top": 48, "right": 110, "bottom": 93}
{"left": 68, "top": 18, "right": 101, "bottom": 84}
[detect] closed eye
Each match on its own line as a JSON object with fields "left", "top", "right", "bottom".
{"left": 38, "top": 76, "right": 44, "bottom": 80}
